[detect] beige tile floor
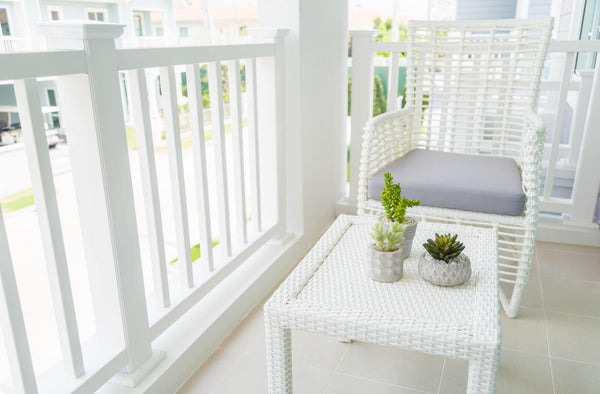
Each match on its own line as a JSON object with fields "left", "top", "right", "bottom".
{"left": 178, "top": 241, "right": 600, "bottom": 394}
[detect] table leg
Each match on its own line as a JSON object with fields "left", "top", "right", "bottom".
{"left": 265, "top": 317, "right": 292, "bottom": 393}
{"left": 466, "top": 349, "right": 500, "bottom": 394}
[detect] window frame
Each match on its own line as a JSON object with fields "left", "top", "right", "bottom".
{"left": 85, "top": 8, "right": 108, "bottom": 22}
{"left": 47, "top": 6, "right": 64, "bottom": 21}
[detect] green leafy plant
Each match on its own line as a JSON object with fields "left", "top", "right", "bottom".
{"left": 423, "top": 233, "right": 465, "bottom": 263}
{"left": 380, "top": 172, "right": 420, "bottom": 223}
{"left": 370, "top": 222, "right": 405, "bottom": 252}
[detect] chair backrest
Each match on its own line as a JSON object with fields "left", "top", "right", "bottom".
{"left": 405, "top": 18, "right": 553, "bottom": 157}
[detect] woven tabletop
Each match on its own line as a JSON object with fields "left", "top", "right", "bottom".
{"left": 267, "top": 214, "right": 500, "bottom": 353}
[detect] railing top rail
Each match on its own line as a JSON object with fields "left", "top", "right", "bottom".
{"left": 116, "top": 43, "right": 276, "bottom": 71}
{"left": 548, "top": 40, "right": 600, "bottom": 52}
{"left": 0, "top": 50, "right": 86, "bottom": 80}
{"left": 367, "top": 39, "right": 600, "bottom": 54}
{"left": 0, "top": 42, "right": 276, "bottom": 80}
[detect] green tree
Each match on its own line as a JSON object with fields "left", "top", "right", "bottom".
{"left": 347, "top": 74, "right": 387, "bottom": 117}
{"left": 373, "top": 17, "right": 407, "bottom": 58}
{"left": 373, "top": 75, "right": 387, "bottom": 116}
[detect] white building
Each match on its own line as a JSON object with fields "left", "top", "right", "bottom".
{"left": 0, "top": 0, "right": 189, "bottom": 140}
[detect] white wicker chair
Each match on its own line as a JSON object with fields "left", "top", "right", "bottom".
{"left": 357, "top": 18, "right": 553, "bottom": 318}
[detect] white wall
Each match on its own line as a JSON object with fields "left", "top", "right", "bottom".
{"left": 456, "top": 0, "right": 518, "bottom": 20}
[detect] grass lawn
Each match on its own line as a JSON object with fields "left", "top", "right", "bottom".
{"left": 1, "top": 188, "right": 35, "bottom": 213}
{"left": 169, "top": 239, "right": 220, "bottom": 264}
{"left": 126, "top": 127, "right": 137, "bottom": 150}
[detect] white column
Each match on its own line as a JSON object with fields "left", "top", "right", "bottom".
{"left": 20, "top": 0, "right": 43, "bottom": 49}
{"left": 349, "top": 30, "right": 377, "bottom": 203}
{"left": 164, "top": 7, "right": 178, "bottom": 46}
{"left": 39, "top": 22, "right": 164, "bottom": 385}
{"left": 258, "top": 0, "right": 349, "bottom": 238}
{"left": 516, "top": 0, "right": 530, "bottom": 18}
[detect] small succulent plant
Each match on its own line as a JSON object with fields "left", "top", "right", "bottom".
{"left": 370, "top": 222, "right": 406, "bottom": 252}
{"left": 423, "top": 233, "right": 465, "bottom": 263}
{"left": 380, "top": 172, "right": 420, "bottom": 223}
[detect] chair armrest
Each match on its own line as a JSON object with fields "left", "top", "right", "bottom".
{"left": 357, "top": 108, "right": 416, "bottom": 213}
{"left": 520, "top": 110, "right": 546, "bottom": 222}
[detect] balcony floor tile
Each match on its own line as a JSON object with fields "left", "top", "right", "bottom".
{"left": 178, "top": 241, "right": 600, "bottom": 394}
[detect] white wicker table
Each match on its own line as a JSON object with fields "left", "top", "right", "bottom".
{"left": 264, "top": 214, "right": 501, "bottom": 393}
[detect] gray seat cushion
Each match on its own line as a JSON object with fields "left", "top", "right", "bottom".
{"left": 368, "top": 149, "right": 525, "bottom": 216}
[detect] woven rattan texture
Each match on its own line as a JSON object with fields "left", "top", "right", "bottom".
{"left": 357, "top": 18, "right": 553, "bottom": 318}
{"left": 264, "top": 215, "right": 500, "bottom": 393}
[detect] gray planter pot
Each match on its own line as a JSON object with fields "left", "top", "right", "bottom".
{"left": 418, "top": 252, "right": 471, "bottom": 287}
{"left": 367, "top": 245, "right": 404, "bottom": 283}
{"left": 379, "top": 215, "right": 418, "bottom": 260}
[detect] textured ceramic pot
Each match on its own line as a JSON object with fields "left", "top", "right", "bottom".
{"left": 367, "top": 245, "right": 405, "bottom": 283}
{"left": 418, "top": 252, "right": 471, "bottom": 287}
{"left": 379, "top": 216, "right": 418, "bottom": 260}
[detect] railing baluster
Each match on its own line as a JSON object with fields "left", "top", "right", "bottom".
{"left": 228, "top": 59, "right": 248, "bottom": 244}
{"left": 160, "top": 65, "right": 193, "bottom": 288}
{"left": 386, "top": 52, "right": 400, "bottom": 112}
{"left": 128, "top": 69, "right": 170, "bottom": 306}
{"left": 543, "top": 52, "right": 575, "bottom": 200}
{"left": 208, "top": 61, "right": 232, "bottom": 256}
{"left": 245, "top": 58, "right": 262, "bottom": 233}
{"left": 0, "top": 211, "right": 38, "bottom": 393}
{"left": 187, "top": 63, "right": 214, "bottom": 270}
{"left": 14, "top": 78, "right": 85, "bottom": 378}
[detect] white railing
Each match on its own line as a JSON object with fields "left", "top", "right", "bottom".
{"left": 0, "top": 22, "right": 287, "bottom": 393}
{"left": 0, "top": 37, "right": 29, "bottom": 53}
{"left": 348, "top": 31, "right": 600, "bottom": 239}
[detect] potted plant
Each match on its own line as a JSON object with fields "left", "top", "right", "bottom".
{"left": 418, "top": 233, "right": 471, "bottom": 286}
{"left": 367, "top": 222, "right": 406, "bottom": 282}
{"left": 380, "top": 172, "right": 420, "bottom": 259}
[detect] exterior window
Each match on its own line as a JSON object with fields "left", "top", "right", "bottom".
{"left": 156, "top": 27, "right": 164, "bottom": 36}
{"left": 577, "top": 0, "right": 600, "bottom": 70}
{"left": 47, "top": 90, "right": 60, "bottom": 129}
{"left": 179, "top": 26, "right": 189, "bottom": 37}
{"left": 47, "top": 90, "right": 57, "bottom": 106}
{"left": 0, "top": 8, "right": 11, "bottom": 36}
{"left": 134, "top": 14, "right": 143, "bottom": 36}
{"left": 87, "top": 11, "right": 105, "bottom": 22}
{"left": 48, "top": 7, "right": 63, "bottom": 21}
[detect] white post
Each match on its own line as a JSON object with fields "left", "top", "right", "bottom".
{"left": 550, "top": 0, "right": 563, "bottom": 38}
{"left": 349, "top": 30, "right": 376, "bottom": 203}
{"left": 163, "top": 7, "right": 178, "bottom": 46}
{"left": 391, "top": 0, "right": 400, "bottom": 40}
{"left": 569, "top": 60, "right": 600, "bottom": 226}
{"left": 516, "top": 0, "right": 530, "bottom": 18}
{"left": 201, "top": 0, "right": 215, "bottom": 44}
{"left": 249, "top": 28, "right": 290, "bottom": 237}
{"left": 568, "top": 70, "right": 594, "bottom": 166}
{"left": 39, "top": 22, "right": 164, "bottom": 385}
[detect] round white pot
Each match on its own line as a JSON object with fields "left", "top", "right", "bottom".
{"left": 418, "top": 252, "right": 471, "bottom": 287}
{"left": 367, "top": 245, "right": 405, "bottom": 283}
